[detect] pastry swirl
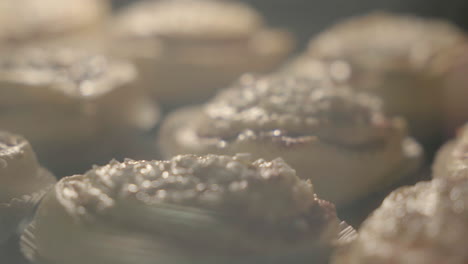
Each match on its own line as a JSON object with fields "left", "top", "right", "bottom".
{"left": 159, "top": 75, "right": 423, "bottom": 204}
{"left": 25, "top": 154, "right": 344, "bottom": 264}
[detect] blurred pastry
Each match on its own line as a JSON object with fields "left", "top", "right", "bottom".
{"left": 0, "top": 47, "right": 160, "bottom": 176}
{"left": 333, "top": 177, "right": 468, "bottom": 264}
{"left": 111, "top": 0, "right": 294, "bottom": 105}
{"left": 293, "top": 12, "right": 467, "bottom": 147}
{"left": 431, "top": 43, "right": 468, "bottom": 137}
{"left": 0, "top": 131, "right": 55, "bottom": 245}
{"left": 22, "top": 154, "right": 352, "bottom": 264}
{"left": 433, "top": 123, "right": 468, "bottom": 179}
{"left": 159, "top": 75, "right": 423, "bottom": 205}
{"left": 0, "top": 0, "right": 110, "bottom": 48}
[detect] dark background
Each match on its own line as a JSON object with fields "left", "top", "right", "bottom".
{"left": 112, "top": 0, "right": 468, "bottom": 49}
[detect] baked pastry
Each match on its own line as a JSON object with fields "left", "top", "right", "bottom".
{"left": 432, "top": 44, "right": 468, "bottom": 137}
{"left": 433, "top": 123, "right": 468, "bottom": 179}
{"left": 21, "top": 154, "right": 353, "bottom": 264}
{"left": 296, "top": 12, "right": 468, "bottom": 147}
{"left": 0, "top": 47, "right": 160, "bottom": 176}
{"left": 333, "top": 177, "right": 468, "bottom": 264}
{"left": 159, "top": 75, "right": 423, "bottom": 205}
{"left": 0, "top": 0, "right": 110, "bottom": 48}
{"left": 0, "top": 131, "right": 55, "bottom": 245}
{"left": 280, "top": 56, "right": 353, "bottom": 87}
{"left": 111, "top": 0, "right": 294, "bottom": 105}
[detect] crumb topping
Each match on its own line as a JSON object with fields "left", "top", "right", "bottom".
{"left": 436, "top": 124, "right": 468, "bottom": 180}
{"left": 114, "top": 0, "right": 263, "bottom": 41}
{"left": 59, "top": 154, "right": 315, "bottom": 219}
{"left": 0, "top": 131, "right": 26, "bottom": 158}
{"left": 0, "top": 48, "right": 135, "bottom": 99}
{"left": 195, "top": 75, "right": 397, "bottom": 146}
{"left": 55, "top": 154, "right": 338, "bottom": 243}
{"left": 353, "top": 178, "right": 468, "bottom": 261}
